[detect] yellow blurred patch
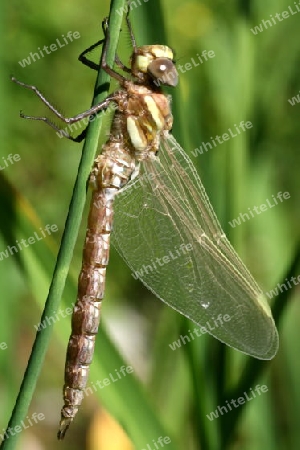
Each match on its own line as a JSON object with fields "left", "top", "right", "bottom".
{"left": 87, "top": 409, "right": 134, "bottom": 450}
{"left": 173, "top": 2, "right": 214, "bottom": 39}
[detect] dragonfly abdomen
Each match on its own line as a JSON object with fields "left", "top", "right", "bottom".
{"left": 58, "top": 144, "right": 135, "bottom": 438}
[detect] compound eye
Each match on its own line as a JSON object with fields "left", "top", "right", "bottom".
{"left": 147, "top": 58, "right": 178, "bottom": 86}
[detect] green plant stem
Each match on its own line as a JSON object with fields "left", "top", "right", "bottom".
{"left": 0, "top": 1, "right": 125, "bottom": 448}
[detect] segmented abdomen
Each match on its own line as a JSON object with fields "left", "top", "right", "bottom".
{"left": 58, "top": 140, "right": 135, "bottom": 438}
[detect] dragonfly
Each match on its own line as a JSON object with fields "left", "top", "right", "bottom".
{"left": 12, "top": 10, "right": 278, "bottom": 440}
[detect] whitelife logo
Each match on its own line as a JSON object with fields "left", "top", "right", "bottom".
{"left": 288, "top": 90, "right": 300, "bottom": 106}
{"left": 169, "top": 314, "right": 231, "bottom": 351}
{"left": 250, "top": 2, "right": 300, "bottom": 35}
{"left": 154, "top": 50, "right": 215, "bottom": 87}
{"left": 0, "top": 153, "right": 21, "bottom": 171}
{"left": 0, "top": 224, "right": 58, "bottom": 262}
{"left": 265, "top": 273, "right": 300, "bottom": 300}
{"left": 0, "top": 412, "right": 45, "bottom": 443}
{"left": 228, "top": 191, "right": 290, "bottom": 228}
{"left": 132, "top": 243, "right": 193, "bottom": 280}
{"left": 141, "top": 435, "right": 172, "bottom": 450}
{"left": 18, "top": 31, "right": 81, "bottom": 68}
{"left": 83, "top": 365, "right": 134, "bottom": 395}
{"left": 191, "top": 121, "right": 252, "bottom": 157}
{"left": 206, "top": 385, "right": 268, "bottom": 421}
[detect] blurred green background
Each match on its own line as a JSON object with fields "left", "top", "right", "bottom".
{"left": 1, "top": 0, "right": 300, "bottom": 449}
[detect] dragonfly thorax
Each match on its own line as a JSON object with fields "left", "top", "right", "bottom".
{"left": 117, "top": 84, "right": 173, "bottom": 158}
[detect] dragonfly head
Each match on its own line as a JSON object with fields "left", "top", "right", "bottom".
{"left": 131, "top": 45, "right": 178, "bottom": 87}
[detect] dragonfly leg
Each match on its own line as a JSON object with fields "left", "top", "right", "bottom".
{"left": 12, "top": 76, "right": 114, "bottom": 122}
{"left": 78, "top": 38, "right": 105, "bottom": 71}
{"left": 79, "top": 38, "right": 131, "bottom": 73}
{"left": 125, "top": 4, "right": 137, "bottom": 51}
{"left": 114, "top": 54, "right": 131, "bottom": 73}
{"left": 79, "top": 19, "right": 131, "bottom": 73}
{"left": 11, "top": 76, "right": 117, "bottom": 140}
{"left": 18, "top": 111, "right": 91, "bottom": 142}
{"left": 99, "top": 9, "right": 139, "bottom": 81}
{"left": 100, "top": 19, "right": 128, "bottom": 84}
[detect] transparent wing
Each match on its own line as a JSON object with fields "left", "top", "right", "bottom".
{"left": 112, "top": 133, "right": 278, "bottom": 359}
